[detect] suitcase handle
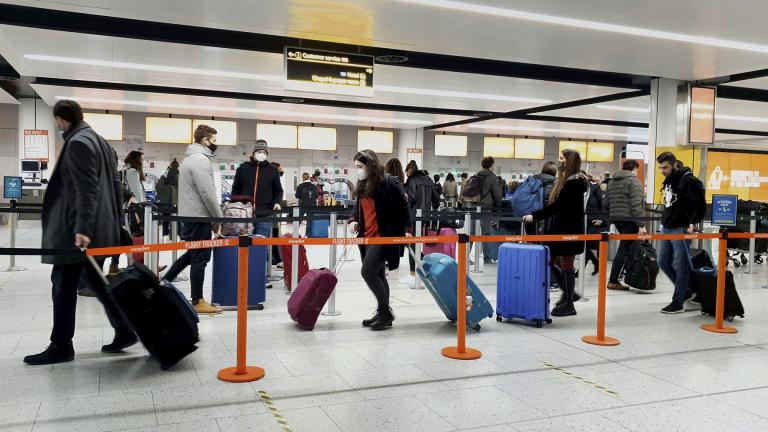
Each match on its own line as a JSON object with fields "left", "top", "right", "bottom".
{"left": 85, "top": 252, "right": 112, "bottom": 287}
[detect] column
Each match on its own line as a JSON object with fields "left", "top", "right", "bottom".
{"left": 646, "top": 78, "right": 683, "bottom": 204}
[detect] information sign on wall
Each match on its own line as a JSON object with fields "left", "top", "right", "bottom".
{"left": 711, "top": 194, "right": 738, "bottom": 227}
{"left": 23, "top": 129, "right": 49, "bottom": 161}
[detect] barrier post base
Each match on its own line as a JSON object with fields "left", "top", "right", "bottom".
{"left": 581, "top": 335, "right": 621, "bottom": 346}
{"left": 701, "top": 324, "right": 738, "bottom": 334}
{"left": 0, "top": 266, "right": 27, "bottom": 272}
{"left": 441, "top": 346, "right": 482, "bottom": 360}
{"left": 217, "top": 366, "right": 265, "bottom": 383}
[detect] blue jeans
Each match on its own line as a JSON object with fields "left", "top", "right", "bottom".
{"left": 481, "top": 220, "right": 506, "bottom": 262}
{"left": 658, "top": 226, "right": 692, "bottom": 307}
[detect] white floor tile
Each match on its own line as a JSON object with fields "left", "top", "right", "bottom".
{"left": 416, "top": 387, "right": 544, "bottom": 429}
{"left": 152, "top": 384, "right": 265, "bottom": 425}
{"left": 601, "top": 401, "right": 742, "bottom": 432}
{"left": 33, "top": 392, "right": 156, "bottom": 432}
{"left": 337, "top": 364, "right": 450, "bottom": 400}
{"left": 251, "top": 373, "right": 364, "bottom": 411}
{"left": 321, "top": 396, "right": 453, "bottom": 432}
{"left": 511, "top": 412, "right": 631, "bottom": 432}
{"left": 111, "top": 419, "right": 221, "bottom": 432}
{"left": 217, "top": 407, "right": 341, "bottom": 432}
{"left": 0, "top": 401, "right": 39, "bottom": 432}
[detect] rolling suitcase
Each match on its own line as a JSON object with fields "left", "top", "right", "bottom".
{"left": 132, "top": 235, "right": 144, "bottom": 264}
{"left": 691, "top": 267, "right": 745, "bottom": 321}
{"left": 87, "top": 257, "right": 199, "bottom": 370}
{"left": 287, "top": 246, "right": 351, "bottom": 330}
{"left": 278, "top": 234, "right": 309, "bottom": 291}
{"left": 410, "top": 249, "right": 494, "bottom": 331}
{"left": 307, "top": 218, "right": 329, "bottom": 238}
{"left": 212, "top": 236, "right": 267, "bottom": 308}
{"left": 496, "top": 243, "right": 551, "bottom": 328}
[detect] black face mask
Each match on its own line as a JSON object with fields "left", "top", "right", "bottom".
{"left": 279, "top": 171, "right": 284, "bottom": 177}
{"left": 208, "top": 143, "right": 218, "bottom": 154}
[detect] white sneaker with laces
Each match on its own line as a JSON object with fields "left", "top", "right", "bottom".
{"left": 398, "top": 275, "right": 415, "bottom": 285}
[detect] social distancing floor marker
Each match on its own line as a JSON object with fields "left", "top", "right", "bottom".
{"left": 543, "top": 362, "right": 620, "bottom": 397}
{"left": 257, "top": 390, "right": 292, "bottom": 432}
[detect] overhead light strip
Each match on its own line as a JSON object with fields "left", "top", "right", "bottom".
{"left": 397, "top": 0, "right": 768, "bottom": 54}
{"left": 26, "top": 54, "right": 552, "bottom": 104}
{"left": 598, "top": 105, "right": 768, "bottom": 124}
{"left": 469, "top": 123, "right": 647, "bottom": 140}
{"left": 54, "top": 96, "right": 432, "bottom": 126}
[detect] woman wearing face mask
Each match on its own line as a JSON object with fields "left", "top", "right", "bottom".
{"left": 349, "top": 150, "right": 412, "bottom": 331}
{"left": 231, "top": 139, "right": 284, "bottom": 239}
{"left": 523, "top": 149, "right": 588, "bottom": 317}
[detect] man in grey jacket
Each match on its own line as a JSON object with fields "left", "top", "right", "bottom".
{"left": 25, "top": 100, "right": 135, "bottom": 365}
{"left": 604, "top": 159, "right": 647, "bottom": 290}
{"left": 161, "top": 125, "right": 223, "bottom": 314}
{"left": 477, "top": 157, "right": 503, "bottom": 262}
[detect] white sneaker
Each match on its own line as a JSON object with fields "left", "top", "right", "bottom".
{"left": 398, "top": 275, "right": 416, "bottom": 285}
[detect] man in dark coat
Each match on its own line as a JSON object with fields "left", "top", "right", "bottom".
{"left": 25, "top": 100, "right": 135, "bottom": 365}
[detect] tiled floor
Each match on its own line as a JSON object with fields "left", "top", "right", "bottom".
{"left": 2, "top": 221, "right": 768, "bottom": 431}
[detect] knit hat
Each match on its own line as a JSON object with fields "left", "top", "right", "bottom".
{"left": 254, "top": 139, "right": 269, "bottom": 155}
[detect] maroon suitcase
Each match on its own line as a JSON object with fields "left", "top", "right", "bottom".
{"left": 287, "top": 269, "right": 337, "bottom": 330}
{"left": 278, "top": 234, "right": 309, "bottom": 292}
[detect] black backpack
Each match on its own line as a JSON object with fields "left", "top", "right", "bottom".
{"left": 461, "top": 175, "right": 483, "bottom": 201}
{"left": 622, "top": 241, "right": 659, "bottom": 291}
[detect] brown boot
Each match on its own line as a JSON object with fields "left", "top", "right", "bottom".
{"left": 193, "top": 298, "right": 223, "bottom": 315}
{"left": 607, "top": 282, "right": 630, "bottom": 291}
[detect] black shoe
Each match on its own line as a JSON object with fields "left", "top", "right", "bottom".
{"left": 101, "top": 332, "right": 139, "bottom": 354}
{"left": 370, "top": 308, "right": 394, "bottom": 331}
{"left": 551, "top": 303, "right": 577, "bottom": 317}
{"left": 362, "top": 309, "right": 382, "bottom": 327}
{"left": 555, "top": 292, "right": 581, "bottom": 307}
{"left": 661, "top": 303, "right": 685, "bottom": 314}
{"left": 23, "top": 343, "right": 74, "bottom": 365}
{"left": 77, "top": 287, "right": 96, "bottom": 297}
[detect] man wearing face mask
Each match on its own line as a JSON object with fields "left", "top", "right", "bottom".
{"left": 161, "top": 125, "right": 223, "bottom": 315}
{"left": 231, "top": 140, "right": 284, "bottom": 239}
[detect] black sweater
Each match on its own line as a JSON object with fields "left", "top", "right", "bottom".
{"left": 231, "top": 160, "right": 284, "bottom": 210}
{"left": 532, "top": 175, "right": 588, "bottom": 257}
{"left": 661, "top": 168, "right": 706, "bottom": 229}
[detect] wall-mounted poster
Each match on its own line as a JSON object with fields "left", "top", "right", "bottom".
{"left": 24, "top": 129, "right": 49, "bottom": 161}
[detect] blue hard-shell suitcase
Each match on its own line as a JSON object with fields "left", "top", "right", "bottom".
{"left": 212, "top": 236, "right": 267, "bottom": 309}
{"left": 496, "top": 243, "right": 551, "bottom": 328}
{"left": 416, "top": 253, "right": 494, "bottom": 331}
{"left": 307, "top": 218, "right": 329, "bottom": 238}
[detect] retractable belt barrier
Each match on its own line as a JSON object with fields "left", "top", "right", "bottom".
{"left": 16, "top": 229, "right": 761, "bottom": 383}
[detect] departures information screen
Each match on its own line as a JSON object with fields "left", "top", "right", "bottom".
{"left": 284, "top": 47, "right": 374, "bottom": 97}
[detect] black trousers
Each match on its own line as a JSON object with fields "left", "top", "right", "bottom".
{"left": 51, "top": 259, "right": 132, "bottom": 346}
{"left": 360, "top": 245, "right": 390, "bottom": 309}
{"left": 609, "top": 221, "right": 640, "bottom": 283}
{"left": 163, "top": 222, "right": 212, "bottom": 302}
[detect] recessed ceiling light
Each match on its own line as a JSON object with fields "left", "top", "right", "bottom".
{"left": 55, "top": 96, "right": 433, "bottom": 126}
{"left": 396, "top": 0, "right": 768, "bottom": 54}
{"left": 26, "top": 54, "right": 552, "bottom": 104}
{"left": 469, "top": 123, "right": 647, "bottom": 140}
{"left": 717, "top": 114, "right": 768, "bottom": 124}
{"left": 375, "top": 55, "right": 409, "bottom": 63}
{"left": 596, "top": 105, "right": 650, "bottom": 113}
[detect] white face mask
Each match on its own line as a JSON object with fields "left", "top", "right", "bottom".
{"left": 254, "top": 152, "right": 267, "bottom": 162}
{"left": 357, "top": 168, "right": 367, "bottom": 180}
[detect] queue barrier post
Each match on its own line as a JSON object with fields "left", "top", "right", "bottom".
{"left": 582, "top": 233, "right": 621, "bottom": 346}
{"left": 702, "top": 231, "right": 738, "bottom": 334}
{"left": 2, "top": 202, "right": 27, "bottom": 272}
{"left": 218, "top": 235, "right": 266, "bottom": 382}
{"left": 442, "top": 234, "right": 482, "bottom": 360}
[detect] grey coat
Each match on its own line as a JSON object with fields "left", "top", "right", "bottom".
{"left": 604, "top": 170, "right": 645, "bottom": 225}
{"left": 42, "top": 122, "right": 122, "bottom": 265}
{"left": 477, "top": 169, "right": 503, "bottom": 209}
{"left": 178, "top": 144, "right": 223, "bottom": 219}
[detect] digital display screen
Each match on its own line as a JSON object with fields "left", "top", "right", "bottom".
{"left": 21, "top": 160, "right": 40, "bottom": 172}
{"left": 285, "top": 47, "right": 374, "bottom": 97}
{"left": 705, "top": 149, "right": 768, "bottom": 202}
{"left": 689, "top": 86, "right": 716, "bottom": 145}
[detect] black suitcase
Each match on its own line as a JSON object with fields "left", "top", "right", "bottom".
{"left": 89, "top": 258, "right": 199, "bottom": 369}
{"left": 691, "top": 268, "right": 745, "bottom": 321}
{"left": 690, "top": 248, "right": 714, "bottom": 270}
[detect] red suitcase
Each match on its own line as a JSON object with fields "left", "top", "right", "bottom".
{"left": 278, "top": 234, "right": 309, "bottom": 291}
{"left": 132, "top": 235, "right": 144, "bottom": 264}
{"left": 287, "top": 269, "right": 337, "bottom": 330}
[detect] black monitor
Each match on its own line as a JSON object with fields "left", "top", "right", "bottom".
{"left": 21, "top": 160, "right": 40, "bottom": 172}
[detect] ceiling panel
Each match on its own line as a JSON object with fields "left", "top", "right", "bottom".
{"left": 5, "top": 0, "right": 768, "bottom": 80}
{"left": 540, "top": 96, "right": 650, "bottom": 123}
{"left": 0, "top": 87, "right": 18, "bottom": 104}
{"left": 31, "top": 84, "right": 468, "bottom": 129}
{"left": 442, "top": 117, "right": 649, "bottom": 142}
{"left": 2, "top": 26, "right": 634, "bottom": 113}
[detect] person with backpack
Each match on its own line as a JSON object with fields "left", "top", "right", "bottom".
{"left": 400, "top": 160, "right": 440, "bottom": 287}
{"left": 523, "top": 149, "right": 588, "bottom": 317}
{"left": 296, "top": 172, "right": 318, "bottom": 236}
{"left": 458, "top": 172, "right": 469, "bottom": 206}
{"left": 656, "top": 152, "right": 707, "bottom": 314}
{"left": 604, "top": 160, "right": 647, "bottom": 290}
{"left": 475, "top": 157, "right": 504, "bottom": 263}
{"left": 231, "top": 140, "right": 283, "bottom": 238}
{"left": 349, "top": 150, "right": 412, "bottom": 331}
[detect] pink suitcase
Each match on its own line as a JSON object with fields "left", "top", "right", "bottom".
{"left": 287, "top": 269, "right": 337, "bottom": 330}
{"left": 422, "top": 227, "right": 457, "bottom": 258}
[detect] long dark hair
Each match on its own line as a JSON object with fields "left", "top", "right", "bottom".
{"left": 354, "top": 150, "right": 385, "bottom": 198}
{"left": 549, "top": 149, "right": 583, "bottom": 203}
{"left": 405, "top": 160, "right": 418, "bottom": 176}
{"left": 124, "top": 151, "right": 145, "bottom": 181}
{"left": 446, "top": 173, "right": 455, "bottom": 183}
{"left": 385, "top": 158, "right": 404, "bottom": 184}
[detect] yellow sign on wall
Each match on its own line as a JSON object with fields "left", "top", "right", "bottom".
{"left": 705, "top": 150, "right": 768, "bottom": 202}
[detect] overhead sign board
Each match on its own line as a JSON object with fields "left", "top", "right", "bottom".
{"left": 284, "top": 47, "right": 374, "bottom": 97}
{"left": 711, "top": 194, "right": 738, "bottom": 227}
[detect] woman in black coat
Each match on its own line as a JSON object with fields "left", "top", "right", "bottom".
{"left": 349, "top": 150, "right": 412, "bottom": 331}
{"left": 523, "top": 149, "right": 588, "bottom": 317}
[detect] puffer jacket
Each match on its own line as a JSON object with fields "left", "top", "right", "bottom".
{"left": 604, "top": 170, "right": 645, "bottom": 226}
{"left": 178, "top": 143, "right": 223, "bottom": 219}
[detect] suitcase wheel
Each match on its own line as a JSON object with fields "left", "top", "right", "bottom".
{"left": 473, "top": 324, "right": 481, "bottom": 332}
{"left": 255, "top": 304, "right": 264, "bottom": 311}
{"left": 496, "top": 315, "right": 502, "bottom": 322}
{"left": 546, "top": 319, "right": 553, "bottom": 324}
{"left": 535, "top": 321, "right": 543, "bottom": 328}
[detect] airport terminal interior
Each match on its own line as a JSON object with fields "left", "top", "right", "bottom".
{"left": 2, "top": 1, "right": 768, "bottom": 431}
